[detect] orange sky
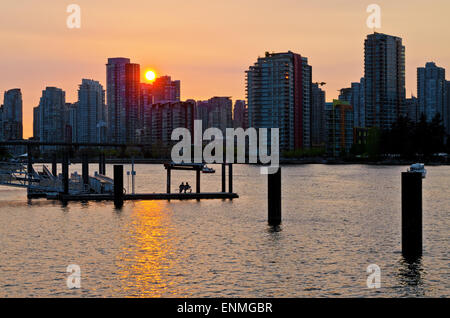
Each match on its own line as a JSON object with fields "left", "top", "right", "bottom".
{"left": 0, "top": 0, "right": 449, "bottom": 138}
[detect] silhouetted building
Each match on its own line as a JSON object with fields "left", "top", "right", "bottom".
{"left": 66, "top": 102, "right": 77, "bottom": 143}
{"left": 1, "top": 88, "right": 23, "bottom": 140}
{"left": 33, "top": 106, "right": 40, "bottom": 140}
{"left": 143, "top": 100, "right": 195, "bottom": 147}
{"left": 246, "top": 51, "right": 312, "bottom": 151}
{"left": 311, "top": 83, "right": 326, "bottom": 147}
{"left": 351, "top": 78, "right": 365, "bottom": 128}
{"left": 446, "top": 81, "right": 450, "bottom": 135}
{"left": 233, "top": 100, "right": 247, "bottom": 129}
{"left": 37, "top": 87, "right": 66, "bottom": 148}
{"left": 326, "top": 100, "right": 354, "bottom": 157}
{"left": 364, "top": 33, "right": 405, "bottom": 129}
{"left": 405, "top": 96, "right": 419, "bottom": 123}
{"left": 106, "top": 57, "right": 141, "bottom": 143}
{"left": 151, "top": 76, "right": 181, "bottom": 103}
{"left": 76, "top": 79, "right": 106, "bottom": 143}
{"left": 417, "top": 62, "right": 446, "bottom": 122}
{"left": 195, "top": 97, "right": 233, "bottom": 135}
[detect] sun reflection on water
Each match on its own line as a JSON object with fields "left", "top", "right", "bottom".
{"left": 115, "top": 201, "right": 182, "bottom": 297}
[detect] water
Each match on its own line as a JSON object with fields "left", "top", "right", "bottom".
{"left": 0, "top": 164, "right": 448, "bottom": 297}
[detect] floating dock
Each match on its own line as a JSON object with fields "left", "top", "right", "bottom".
{"left": 52, "top": 192, "right": 238, "bottom": 201}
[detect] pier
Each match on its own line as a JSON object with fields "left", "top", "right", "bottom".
{"left": 0, "top": 141, "right": 239, "bottom": 203}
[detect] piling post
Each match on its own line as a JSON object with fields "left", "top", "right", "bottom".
{"left": 102, "top": 154, "right": 106, "bottom": 175}
{"left": 99, "top": 153, "right": 103, "bottom": 175}
{"left": 82, "top": 153, "right": 89, "bottom": 187}
{"left": 402, "top": 172, "right": 423, "bottom": 260}
{"left": 27, "top": 145, "right": 33, "bottom": 187}
{"left": 268, "top": 168, "right": 281, "bottom": 226}
{"left": 52, "top": 153, "right": 57, "bottom": 176}
{"left": 196, "top": 168, "right": 201, "bottom": 193}
{"left": 62, "top": 152, "right": 69, "bottom": 194}
{"left": 228, "top": 163, "right": 233, "bottom": 194}
{"left": 222, "top": 163, "right": 226, "bottom": 192}
{"left": 114, "top": 165, "right": 124, "bottom": 207}
{"left": 166, "top": 167, "right": 171, "bottom": 194}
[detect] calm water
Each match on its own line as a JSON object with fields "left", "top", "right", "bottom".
{"left": 0, "top": 164, "right": 448, "bottom": 297}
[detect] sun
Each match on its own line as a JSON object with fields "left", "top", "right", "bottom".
{"left": 145, "top": 70, "right": 156, "bottom": 82}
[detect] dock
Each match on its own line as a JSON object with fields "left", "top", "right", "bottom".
{"left": 52, "top": 192, "right": 238, "bottom": 201}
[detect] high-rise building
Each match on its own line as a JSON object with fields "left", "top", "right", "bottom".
{"left": 207, "top": 97, "right": 233, "bottom": 134}
{"left": 195, "top": 100, "right": 211, "bottom": 134}
{"left": 446, "top": 81, "right": 450, "bottom": 135}
{"left": 311, "top": 83, "right": 326, "bottom": 147}
{"left": 233, "top": 100, "right": 247, "bottom": 129}
{"left": 351, "top": 78, "right": 365, "bottom": 128}
{"left": 125, "top": 63, "right": 140, "bottom": 143}
{"left": 151, "top": 76, "right": 181, "bottom": 103}
{"left": 405, "top": 95, "right": 419, "bottom": 123}
{"left": 0, "top": 107, "right": 3, "bottom": 141}
{"left": 77, "top": 79, "right": 106, "bottom": 143}
{"left": 246, "top": 51, "right": 312, "bottom": 151}
{"left": 144, "top": 101, "right": 195, "bottom": 147}
{"left": 325, "top": 100, "right": 354, "bottom": 157}
{"left": 33, "top": 106, "right": 40, "bottom": 140}
{"left": 195, "top": 97, "right": 233, "bottom": 135}
{"left": 417, "top": 62, "right": 446, "bottom": 122}
{"left": 66, "top": 102, "right": 77, "bottom": 143}
{"left": 37, "top": 87, "right": 66, "bottom": 144}
{"left": 106, "top": 58, "right": 141, "bottom": 143}
{"left": 364, "top": 33, "right": 405, "bottom": 130}
{"left": 1, "top": 88, "right": 23, "bottom": 140}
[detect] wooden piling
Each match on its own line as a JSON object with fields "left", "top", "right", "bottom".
{"left": 62, "top": 152, "right": 69, "bottom": 194}
{"left": 114, "top": 165, "right": 124, "bottom": 207}
{"left": 196, "top": 168, "right": 201, "bottom": 193}
{"left": 402, "top": 172, "right": 423, "bottom": 260}
{"left": 166, "top": 167, "right": 171, "bottom": 194}
{"left": 222, "top": 163, "right": 226, "bottom": 192}
{"left": 268, "top": 168, "right": 281, "bottom": 226}
{"left": 52, "top": 154, "right": 57, "bottom": 176}
{"left": 228, "top": 163, "right": 233, "bottom": 194}
{"left": 82, "top": 154, "right": 89, "bottom": 187}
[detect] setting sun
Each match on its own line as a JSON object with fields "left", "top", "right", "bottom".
{"left": 145, "top": 70, "right": 156, "bottom": 82}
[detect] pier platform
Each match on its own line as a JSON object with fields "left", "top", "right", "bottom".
{"left": 54, "top": 192, "right": 238, "bottom": 201}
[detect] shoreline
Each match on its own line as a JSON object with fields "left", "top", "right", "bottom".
{"left": 28, "top": 158, "right": 450, "bottom": 166}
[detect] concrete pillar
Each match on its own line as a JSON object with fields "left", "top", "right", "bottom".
{"left": 268, "top": 168, "right": 281, "bottom": 226}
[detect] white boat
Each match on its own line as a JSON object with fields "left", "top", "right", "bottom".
{"left": 202, "top": 165, "right": 215, "bottom": 174}
{"left": 408, "top": 163, "right": 427, "bottom": 179}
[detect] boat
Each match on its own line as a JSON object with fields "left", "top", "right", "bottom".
{"left": 408, "top": 163, "right": 427, "bottom": 179}
{"left": 202, "top": 165, "right": 215, "bottom": 174}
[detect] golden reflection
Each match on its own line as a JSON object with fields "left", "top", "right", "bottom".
{"left": 115, "top": 201, "right": 182, "bottom": 297}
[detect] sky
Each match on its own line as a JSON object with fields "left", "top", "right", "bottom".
{"left": 0, "top": 0, "right": 449, "bottom": 138}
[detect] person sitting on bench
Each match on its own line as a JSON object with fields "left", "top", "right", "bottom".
{"left": 184, "top": 182, "right": 192, "bottom": 193}
{"left": 179, "top": 182, "right": 185, "bottom": 193}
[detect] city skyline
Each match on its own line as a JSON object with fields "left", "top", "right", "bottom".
{"left": 1, "top": 0, "right": 449, "bottom": 138}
